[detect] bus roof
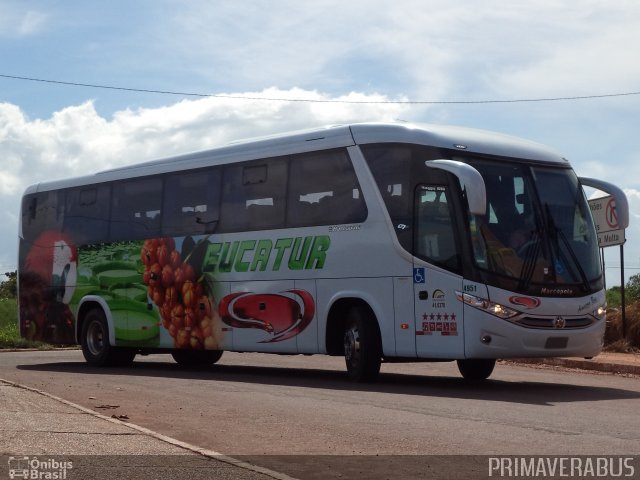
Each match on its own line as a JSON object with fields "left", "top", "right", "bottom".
{"left": 349, "top": 123, "right": 568, "bottom": 164}
{"left": 24, "top": 122, "right": 569, "bottom": 194}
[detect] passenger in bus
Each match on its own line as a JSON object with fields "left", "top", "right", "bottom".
{"left": 508, "top": 212, "right": 536, "bottom": 253}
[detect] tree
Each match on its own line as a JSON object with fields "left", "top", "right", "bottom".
{"left": 0, "top": 271, "right": 17, "bottom": 299}
{"left": 606, "top": 286, "right": 621, "bottom": 308}
{"left": 626, "top": 274, "right": 640, "bottom": 302}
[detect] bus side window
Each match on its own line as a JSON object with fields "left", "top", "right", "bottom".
{"left": 110, "top": 177, "right": 163, "bottom": 240}
{"left": 220, "top": 157, "right": 287, "bottom": 232}
{"left": 361, "top": 145, "right": 413, "bottom": 249}
{"left": 21, "top": 191, "right": 63, "bottom": 241}
{"left": 63, "top": 185, "right": 110, "bottom": 244}
{"left": 286, "top": 149, "right": 367, "bottom": 227}
{"left": 163, "top": 169, "right": 221, "bottom": 235}
{"left": 416, "top": 187, "right": 461, "bottom": 272}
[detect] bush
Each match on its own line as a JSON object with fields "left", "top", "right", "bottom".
{"left": 606, "top": 287, "right": 621, "bottom": 308}
{"left": 604, "top": 300, "right": 640, "bottom": 352}
{"left": 0, "top": 298, "right": 52, "bottom": 349}
{"left": 0, "top": 298, "right": 24, "bottom": 348}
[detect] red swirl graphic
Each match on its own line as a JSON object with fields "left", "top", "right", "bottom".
{"left": 509, "top": 296, "right": 541, "bottom": 309}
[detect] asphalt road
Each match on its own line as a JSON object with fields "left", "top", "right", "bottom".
{"left": 1, "top": 350, "right": 639, "bottom": 479}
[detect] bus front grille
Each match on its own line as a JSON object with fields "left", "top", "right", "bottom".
{"left": 514, "top": 316, "right": 594, "bottom": 329}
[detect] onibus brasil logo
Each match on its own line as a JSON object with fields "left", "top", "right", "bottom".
{"left": 8, "top": 456, "right": 73, "bottom": 479}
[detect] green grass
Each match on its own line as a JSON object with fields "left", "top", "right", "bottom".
{"left": 0, "top": 298, "right": 50, "bottom": 349}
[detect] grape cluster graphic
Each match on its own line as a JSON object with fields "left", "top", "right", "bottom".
{"left": 141, "top": 237, "right": 222, "bottom": 349}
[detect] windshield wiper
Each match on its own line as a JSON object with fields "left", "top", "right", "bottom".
{"left": 544, "top": 204, "right": 590, "bottom": 292}
{"left": 517, "top": 229, "right": 541, "bottom": 292}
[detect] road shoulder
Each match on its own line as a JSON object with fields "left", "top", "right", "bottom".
{"left": 0, "top": 377, "right": 295, "bottom": 480}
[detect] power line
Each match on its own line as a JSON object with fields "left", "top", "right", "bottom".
{"left": 2, "top": 73, "right": 640, "bottom": 105}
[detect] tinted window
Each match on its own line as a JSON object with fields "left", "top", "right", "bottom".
{"left": 110, "top": 177, "right": 163, "bottom": 240}
{"left": 286, "top": 150, "right": 367, "bottom": 227}
{"left": 220, "top": 157, "right": 287, "bottom": 232}
{"left": 163, "top": 169, "right": 221, "bottom": 235}
{"left": 363, "top": 143, "right": 464, "bottom": 266}
{"left": 21, "top": 191, "right": 63, "bottom": 242}
{"left": 63, "top": 185, "right": 110, "bottom": 243}
{"left": 361, "top": 145, "right": 413, "bottom": 232}
{"left": 416, "top": 185, "right": 461, "bottom": 272}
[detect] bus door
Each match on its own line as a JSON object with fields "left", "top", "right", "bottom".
{"left": 413, "top": 185, "right": 465, "bottom": 358}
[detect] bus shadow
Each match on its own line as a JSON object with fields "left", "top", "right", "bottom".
{"left": 16, "top": 359, "right": 640, "bottom": 407}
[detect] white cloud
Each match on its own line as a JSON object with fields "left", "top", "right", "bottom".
{"left": 146, "top": 1, "right": 640, "bottom": 102}
{"left": 0, "top": 7, "right": 48, "bottom": 37}
{"left": 18, "top": 10, "right": 47, "bottom": 35}
{"left": 0, "top": 172, "right": 21, "bottom": 196}
{"left": 625, "top": 189, "right": 640, "bottom": 221}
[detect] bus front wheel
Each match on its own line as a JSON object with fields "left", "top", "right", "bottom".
{"left": 343, "top": 307, "right": 381, "bottom": 382}
{"left": 81, "top": 308, "right": 135, "bottom": 367}
{"left": 457, "top": 359, "right": 496, "bottom": 381}
{"left": 171, "top": 349, "right": 223, "bottom": 367}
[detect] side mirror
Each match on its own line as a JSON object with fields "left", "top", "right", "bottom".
{"left": 579, "top": 177, "right": 629, "bottom": 229}
{"left": 426, "top": 160, "right": 487, "bottom": 215}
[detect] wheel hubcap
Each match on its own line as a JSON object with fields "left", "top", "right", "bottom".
{"left": 344, "top": 326, "right": 360, "bottom": 363}
{"left": 86, "top": 320, "right": 105, "bottom": 356}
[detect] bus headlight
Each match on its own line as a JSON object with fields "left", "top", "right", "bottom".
{"left": 456, "top": 291, "right": 519, "bottom": 319}
{"left": 592, "top": 304, "right": 606, "bottom": 320}
{"left": 486, "top": 301, "right": 519, "bottom": 319}
{"left": 456, "top": 291, "right": 488, "bottom": 309}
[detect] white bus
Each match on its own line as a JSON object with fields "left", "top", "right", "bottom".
{"left": 18, "top": 122, "right": 629, "bottom": 381}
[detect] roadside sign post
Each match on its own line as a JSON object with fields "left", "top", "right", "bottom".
{"left": 588, "top": 195, "right": 627, "bottom": 337}
{"left": 620, "top": 244, "right": 625, "bottom": 337}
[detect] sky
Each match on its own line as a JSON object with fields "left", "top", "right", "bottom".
{"left": 1, "top": 0, "right": 639, "bottom": 286}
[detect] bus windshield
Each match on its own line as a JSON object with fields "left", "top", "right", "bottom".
{"left": 467, "top": 160, "right": 601, "bottom": 293}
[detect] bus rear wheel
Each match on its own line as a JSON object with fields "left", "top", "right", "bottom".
{"left": 456, "top": 359, "right": 496, "bottom": 381}
{"left": 171, "top": 349, "right": 223, "bottom": 367}
{"left": 81, "top": 308, "right": 135, "bottom": 367}
{"left": 343, "top": 307, "right": 381, "bottom": 382}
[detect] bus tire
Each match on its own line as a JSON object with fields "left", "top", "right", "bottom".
{"left": 343, "top": 306, "right": 381, "bottom": 382}
{"left": 171, "top": 349, "right": 223, "bottom": 367}
{"left": 81, "top": 308, "right": 135, "bottom": 367}
{"left": 456, "top": 359, "right": 496, "bottom": 381}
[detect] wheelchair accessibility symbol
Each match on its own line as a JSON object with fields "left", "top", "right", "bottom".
{"left": 413, "top": 267, "right": 425, "bottom": 284}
